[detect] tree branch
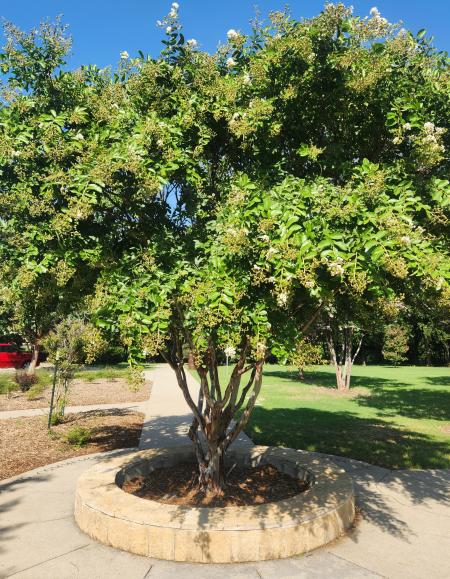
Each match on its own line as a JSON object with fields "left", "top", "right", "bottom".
{"left": 223, "top": 360, "right": 264, "bottom": 451}
{"left": 234, "top": 365, "right": 257, "bottom": 411}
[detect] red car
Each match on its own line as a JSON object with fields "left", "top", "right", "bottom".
{"left": 0, "top": 343, "right": 38, "bottom": 369}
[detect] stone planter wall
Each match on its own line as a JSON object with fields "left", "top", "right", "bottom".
{"left": 74, "top": 445, "right": 355, "bottom": 563}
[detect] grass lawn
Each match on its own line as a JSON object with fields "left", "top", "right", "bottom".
{"left": 212, "top": 364, "right": 450, "bottom": 470}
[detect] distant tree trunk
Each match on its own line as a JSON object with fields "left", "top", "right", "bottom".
{"left": 27, "top": 342, "right": 40, "bottom": 375}
{"left": 325, "top": 325, "right": 363, "bottom": 391}
{"left": 166, "top": 334, "right": 264, "bottom": 496}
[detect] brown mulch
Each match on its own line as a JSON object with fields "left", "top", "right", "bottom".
{"left": 0, "top": 378, "right": 151, "bottom": 411}
{"left": 0, "top": 409, "right": 144, "bottom": 480}
{"left": 122, "top": 463, "right": 309, "bottom": 508}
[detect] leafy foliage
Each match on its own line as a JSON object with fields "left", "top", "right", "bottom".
{"left": 1, "top": 3, "right": 449, "bottom": 490}
{"left": 383, "top": 324, "right": 410, "bottom": 365}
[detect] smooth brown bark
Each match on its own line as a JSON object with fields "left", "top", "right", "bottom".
{"left": 166, "top": 337, "right": 264, "bottom": 496}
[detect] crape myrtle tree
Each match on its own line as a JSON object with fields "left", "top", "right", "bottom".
{"left": 94, "top": 5, "right": 448, "bottom": 492}
{"left": 2, "top": 4, "right": 449, "bottom": 494}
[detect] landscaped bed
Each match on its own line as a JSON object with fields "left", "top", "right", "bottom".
{"left": 75, "top": 445, "right": 354, "bottom": 562}
{"left": 0, "top": 409, "right": 144, "bottom": 480}
{"left": 0, "top": 366, "right": 151, "bottom": 411}
{"left": 122, "top": 462, "right": 309, "bottom": 507}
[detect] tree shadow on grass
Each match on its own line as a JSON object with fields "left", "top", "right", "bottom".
{"left": 425, "top": 375, "right": 450, "bottom": 387}
{"left": 356, "top": 388, "right": 450, "bottom": 421}
{"left": 263, "top": 369, "right": 408, "bottom": 391}
{"left": 245, "top": 406, "right": 450, "bottom": 541}
{"left": 247, "top": 406, "right": 450, "bottom": 471}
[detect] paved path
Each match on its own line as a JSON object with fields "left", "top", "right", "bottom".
{"left": 139, "top": 364, "right": 253, "bottom": 450}
{"left": 0, "top": 364, "right": 449, "bottom": 578}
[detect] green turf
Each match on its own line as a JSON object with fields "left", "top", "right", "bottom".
{"left": 210, "top": 364, "right": 450, "bottom": 470}
{"left": 73, "top": 364, "right": 132, "bottom": 382}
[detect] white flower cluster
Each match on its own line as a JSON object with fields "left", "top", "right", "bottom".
{"left": 277, "top": 291, "right": 288, "bottom": 307}
{"left": 255, "top": 342, "right": 266, "bottom": 359}
{"left": 187, "top": 38, "right": 197, "bottom": 48}
{"left": 324, "top": 3, "right": 353, "bottom": 14}
{"left": 226, "top": 57, "right": 236, "bottom": 68}
{"left": 304, "top": 279, "right": 315, "bottom": 289}
{"left": 227, "top": 29, "right": 239, "bottom": 40}
{"left": 328, "top": 256, "right": 345, "bottom": 277}
{"left": 369, "top": 6, "right": 387, "bottom": 25}
{"left": 399, "top": 235, "right": 411, "bottom": 246}
{"left": 436, "top": 277, "right": 445, "bottom": 291}
{"left": 403, "top": 122, "right": 412, "bottom": 131}
{"left": 120, "top": 51, "right": 129, "bottom": 60}
{"left": 224, "top": 345, "right": 236, "bottom": 358}
{"left": 266, "top": 247, "right": 278, "bottom": 258}
{"left": 169, "top": 2, "right": 179, "bottom": 18}
{"left": 422, "top": 121, "right": 446, "bottom": 147}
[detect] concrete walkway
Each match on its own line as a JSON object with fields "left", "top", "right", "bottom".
{"left": 139, "top": 364, "right": 252, "bottom": 450}
{"left": 0, "top": 364, "right": 449, "bottom": 578}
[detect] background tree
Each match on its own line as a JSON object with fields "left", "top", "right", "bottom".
{"left": 44, "top": 317, "right": 105, "bottom": 426}
{"left": 382, "top": 324, "right": 410, "bottom": 365}
{"left": 290, "top": 337, "right": 325, "bottom": 380}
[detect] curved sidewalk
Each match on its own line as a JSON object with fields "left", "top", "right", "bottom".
{"left": 0, "top": 364, "right": 449, "bottom": 578}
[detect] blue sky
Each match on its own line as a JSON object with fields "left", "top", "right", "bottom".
{"left": 1, "top": 1, "right": 449, "bottom": 70}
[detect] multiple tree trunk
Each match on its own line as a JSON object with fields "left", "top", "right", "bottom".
{"left": 325, "top": 323, "right": 363, "bottom": 391}
{"left": 165, "top": 335, "right": 264, "bottom": 496}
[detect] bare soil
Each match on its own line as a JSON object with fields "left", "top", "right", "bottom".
{"left": 0, "top": 378, "right": 150, "bottom": 411}
{"left": 122, "top": 463, "right": 309, "bottom": 508}
{"left": 0, "top": 409, "right": 144, "bottom": 480}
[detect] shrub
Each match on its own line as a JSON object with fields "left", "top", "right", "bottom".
{"left": 14, "top": 370, "right": 38, "bottom": 392}
{"left": 26, "top": 380, "right": 46, "bottom": 400}
{"left": 65, "top": 426, "right": 91, "bottom": 447}
{"left": 49, "top": 412, "right": 63, "bottom": 426}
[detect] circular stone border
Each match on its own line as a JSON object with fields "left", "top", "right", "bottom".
{"left": 74, "top": 445, "right": 355, "bottom": 563}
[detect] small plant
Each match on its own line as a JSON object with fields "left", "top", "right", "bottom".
{"left": 15, "top": 370, "right": 38, "bottom": 392}
{"left": 65, "top": 426, "right": 91, "bottom": 447}
{"left": 49, "top": 412, "right": 64, "bottom": 426}
{"left": 26, "top": 380, "right": 45, "bottom": 400}
{"left": 126, "top": 365, "right": 145, "bottom": 392}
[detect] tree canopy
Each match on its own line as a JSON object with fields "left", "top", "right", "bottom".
{"left": 1, "top": 2, "right": 449, "bottom": 491}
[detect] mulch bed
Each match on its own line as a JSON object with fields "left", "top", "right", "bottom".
{"left": 0, "top": 378, "right": 151, "bottom": 411}
{"left": 122, "top": 463, "right": 309, "bottom": 508}
{"left": 0, "top": 409, "right": 144, "bottom": 480}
